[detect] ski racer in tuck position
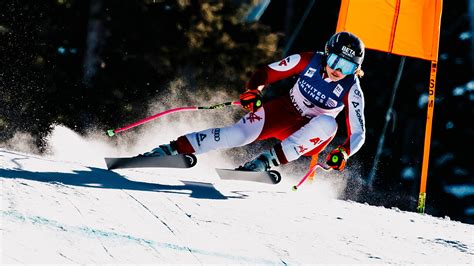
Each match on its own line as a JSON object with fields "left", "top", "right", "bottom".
{"left": 142, "top": 31, "right": 367, "bottom": 173}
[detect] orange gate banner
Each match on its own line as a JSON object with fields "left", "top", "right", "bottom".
{"left": 336, "top": 0, "right": 442, "bottom": 61}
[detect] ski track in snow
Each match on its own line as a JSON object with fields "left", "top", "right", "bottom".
{"left": 1, "top": 148, "right": 473, "bottom": 264}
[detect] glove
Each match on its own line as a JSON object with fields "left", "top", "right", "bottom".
{"left": 239, "top": 89, "right": 263, "bottom": 113}
{"left": 326, "top": 147, "right": 349, "bottom": 171}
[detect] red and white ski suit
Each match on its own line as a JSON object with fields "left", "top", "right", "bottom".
{"left": 178, "top": 52, "right": 366, "bottom": 164}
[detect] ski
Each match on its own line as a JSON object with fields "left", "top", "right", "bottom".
{"left": 215, "top": 169, "right": 281, "bottom": 184}
{"left": 105, "top": 154, "right": 197, "bottom": 170}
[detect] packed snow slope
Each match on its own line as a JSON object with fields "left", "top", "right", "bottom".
{"left": 1, "top": 147, "right": 473, "bottom": 264}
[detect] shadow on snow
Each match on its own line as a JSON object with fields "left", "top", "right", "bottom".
{"left": 0, "top": 167, "right": 241, "bottom": 200}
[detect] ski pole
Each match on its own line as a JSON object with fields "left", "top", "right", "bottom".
{"left": 292, "top": 163, "right": 332, "bottom": 191}
{"left": 107, "top": 101, "right": 241, "bottom": 137}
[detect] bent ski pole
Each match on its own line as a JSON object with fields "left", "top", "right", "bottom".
{"left": 292, "top": 163, "right": 333, "bottom": 191}
{"left": 107, "top": 101, "right": 241, "bottom": 137}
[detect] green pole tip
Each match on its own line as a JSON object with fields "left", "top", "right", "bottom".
{"left": 106, "top": 129, "right": 115, "bottom": 137}
{"left": 292, "top": 186, "right": 298, "bottom": 191}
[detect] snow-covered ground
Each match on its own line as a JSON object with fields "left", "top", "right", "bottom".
{"left": 1, "top": 125, "right": 473, "bottom": 264}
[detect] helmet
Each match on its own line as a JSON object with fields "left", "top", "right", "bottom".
{"left": 325, "top": 31, "right": 365, "bottom": 65}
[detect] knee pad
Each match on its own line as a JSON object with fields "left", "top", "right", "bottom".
{"left": 280, "top": 115, "right": 337, "bottom": 161}
{"left": 311, "top": 115, "right": 337, "bottom": 136}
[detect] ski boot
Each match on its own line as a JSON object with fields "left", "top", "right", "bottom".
{"left": 237, "top": 149, "right": 280, "bottom": 172}
{"left": 141, "top": 143, "right": 178, "bottom": 157}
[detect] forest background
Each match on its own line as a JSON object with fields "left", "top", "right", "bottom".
{"left": 1, "top": 0, "right": 472, "bottom": 223}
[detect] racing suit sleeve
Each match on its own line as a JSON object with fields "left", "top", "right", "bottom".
{"left": 341, "top": 83, "right": 366, "bottom": 157}
{"left": 246, "top": 52, "right": 314, "bottom": 90}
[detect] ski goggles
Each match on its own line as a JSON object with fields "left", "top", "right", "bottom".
{"left": 326, "top": 53, "right": 359, "bottom": 75}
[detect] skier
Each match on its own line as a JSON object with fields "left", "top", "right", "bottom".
{"left": 142, "top": 31, "right": 366, "bottom": 172}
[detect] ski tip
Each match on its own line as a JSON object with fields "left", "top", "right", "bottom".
{"left": 104, "top": 157, "right": 117, "bottom": 170}
{"left": 106, "top": 129, "right": 115, "bottom": 137}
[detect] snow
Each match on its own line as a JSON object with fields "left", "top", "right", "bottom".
{"left": 1, "top": 125, "right": 474, "bottom": 264}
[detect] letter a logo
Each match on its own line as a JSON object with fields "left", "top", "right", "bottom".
{"left": 310, "top": 137, "right": 321, "bottom": 146}
{"left": 196, "top": 133, "right": 207, "bottom": 146}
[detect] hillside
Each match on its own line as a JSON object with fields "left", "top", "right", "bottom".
{"left": 1, "top": 144, "right": 472, "bottom": 264}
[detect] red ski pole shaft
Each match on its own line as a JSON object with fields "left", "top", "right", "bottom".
{"left": 107, "top": 101, "right": 241, "bottom": 137}
{"left": 292, "top": 163, "right": 332, "bottom": 191}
